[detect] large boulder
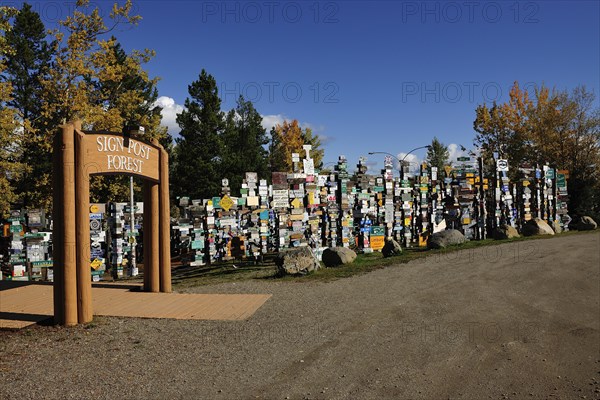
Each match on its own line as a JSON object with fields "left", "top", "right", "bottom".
{"left": 493, "top": 224, "right": 520, "bottom": 240}
{"left": 427, "top": 229, "right": 466, "bottom": 249}
{"left": 275, "top": 246, "right": 320, "bottom": 275}
{"left": 382, "top": 238, "right": 403, "bottom": 257}
{"left": 521, "top": 218, "right": 555, "bottom": 236}
{"left": 573, "top": 216, "right": 598, "bottom": 231}
{"left": 322, "top": 247, "right": 357, "bottom": 267}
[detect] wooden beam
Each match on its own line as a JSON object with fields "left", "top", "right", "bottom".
{"left": 75, "top": 126, "right": 93, "bottom": 323}
{"left": 159, "top": 147, "right": 172, "bottom": 293}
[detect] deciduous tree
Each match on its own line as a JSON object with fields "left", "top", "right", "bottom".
{"left": 268, "top": 119, "right": 324, "bottom": 173}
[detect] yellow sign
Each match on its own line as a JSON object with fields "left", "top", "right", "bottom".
{"left": 291, "top": 198, "right": 302, "bottom": 208}
{"left": 444, "top": 165, "right": 453, "bottom": 176}
{"left": 90, "top": 258, "right": 103, "bottom": 270}
{"left": 370, "top": 235, "right": 385, "bottom": 251}
{"left": 90, "top": 204, "right": 99, "bottom": 213}
{"left": 220, "top": 195, "right": 234, "bottom": 211}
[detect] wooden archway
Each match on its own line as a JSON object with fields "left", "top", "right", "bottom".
{"left": 52, "top": 121, "right": 171, "bottom": 325}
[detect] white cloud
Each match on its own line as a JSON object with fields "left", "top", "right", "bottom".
{"left": 448, "top": 143, "right": 479, "bottom": 163}
{"left": 261, "top": 114, "right": 287, "bottom": 132}
{"left": 396, "top": 152, "right": 423, "bottom": 174}
{"left": 155, "top": 96, "right": 184, "bottom": 136}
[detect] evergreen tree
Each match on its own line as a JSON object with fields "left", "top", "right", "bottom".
{"left": 3, "top": 2, "right": 54, "bottom": 209}
{"left": 172, "top": 69, "right": 224, "bottom": 200}
{"left": 426, "top": 136, "right": 450, "bottom": 171}
{"left": 4, "top": 3, "right": 53, "bottom": 122}
{"left": 301, "top": 127, "right": 324, "bottom": 169}
{"left": 222, "top": 95, "right": 269, "bottom": 193}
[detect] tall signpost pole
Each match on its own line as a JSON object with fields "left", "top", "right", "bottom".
{"left": 129, "top": 175, "right": 137, "bottom": 276}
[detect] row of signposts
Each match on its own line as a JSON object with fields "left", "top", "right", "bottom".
{"left": 169, "top": 149, "right": 570, "bottom": 266}
{"left": 2, "top": 149, "right": 571, "bottom": 278}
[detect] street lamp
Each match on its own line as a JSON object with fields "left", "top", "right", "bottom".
{"left": 400, "top": 145, "right": 432, "bottom": 180}
{"left": 369, "top": 145, "right": 432, "bottom": 179}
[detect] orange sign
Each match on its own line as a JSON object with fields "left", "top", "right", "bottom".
{"left": 370, "top": 235, "right": 385, "bottom": 251}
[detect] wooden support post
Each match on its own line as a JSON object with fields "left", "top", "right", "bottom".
{"left": 143, "top": 181, "right": 160, "bottom": 292}
{"left": 58, "top": 123, "right": 78, "bottom": 326}
{"left": 52, "top": 128, "right": 64, "bottom": 325}
{"left": 159, "top": 148, "right": 172, "bottom": 293}
{"left": 75, "top": 126, "right": 93, "bottom": 323}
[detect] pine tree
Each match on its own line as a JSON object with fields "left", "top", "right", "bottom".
{"left": 426, "top": 136, "right": 449, "bottom": 171}
{"left": 222, "top": 95, "right": 269, "bottom": 193}
{"left": 301, "top": 127, "right": 324, "bottom": 169}
{"left": 3, "top": 2, "right": 54, "bottom": 209}
{"left": 4, "top": 3, "right": 53, "bottom": 122}
{"left": 172, "top": 69, "right": 224, "bottom": 200}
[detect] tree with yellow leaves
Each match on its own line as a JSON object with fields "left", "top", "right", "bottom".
{"left": 0, "top": 5, "right": 27, "bottom": 218}
{"left": 268, "top": 119, "right": 324, "bottom": 173}
{"left": 7, "top": 0, "right": 167, "bottom": 209}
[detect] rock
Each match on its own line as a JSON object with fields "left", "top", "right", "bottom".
{"left": 275, "top": 246, "right": 320, "bottom": 275}
{"left": 427, "top": 229, "right": 466, "bottom": 249}
{"left": 382, "top": 238, "right": 402, "bottom": 257}
{"left": 521, "top": 218, "right": 555, "bottom": 236}
{"left": 551, "top": 220, "right": 563, "bottom": 234}
{"left": 322, "top": 247, "right": 357, "bottom": 267}
{"left": 574, "top": 216, "right": 598, "bottom": 231}
{"left": 493, "top": 224, "right": 520, "bottom": 240}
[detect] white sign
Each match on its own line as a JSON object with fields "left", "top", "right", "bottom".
{"left": 303, "top": 159, "right": 315, "bottom": 175}
{"left": 496, "top": 159, "right": 509, "bottom": 172}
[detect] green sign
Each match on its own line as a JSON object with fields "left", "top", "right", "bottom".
{"left": 370, "top": 226, "right": 385, "bottom": 236}
{"left": 373, "top": 186, "right": 384, "bottom": 193}
{"left": 191, "top": 240, "right": 204, "bottom": 250}
{"left": 32, "top": 260, "right": 53, "bottom": 268}
{"left": 557, "top": 174, "right": 566, "bottom": 188}
{"left": 400, "top": 180, "right": 410, "bottom": 188}
{"left": 546, "top": 169, "right": 555, "bottom": 179}
{"left": 212, "top": 197, "right": 221, "bottom": 209}
{"left": 10, "top": 224, "right": 23, "bottom": 233}
{"left": 25, "top": 232, "right": 46, "bottom": 239}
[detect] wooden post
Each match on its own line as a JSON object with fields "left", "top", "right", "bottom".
{"left": 159, "top": 148, "right": 172, "bottom": 293}
{"left": 143, "top": 181, "right": 160, "bottom": 292}
{"left": 58, "top": 123, "right": 78, "bottom": 326}
{"left": 75, "top": 126, "right": 93, "bottom": 323}
{"left": 52, "top": 127, "right": 64, "bottom": 325}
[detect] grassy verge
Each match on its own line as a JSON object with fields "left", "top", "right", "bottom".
{"left": 172, "top": 229, "right": 599, "bottom": 288}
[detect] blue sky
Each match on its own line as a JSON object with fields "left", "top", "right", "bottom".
{"left": 19, "top": 0, "right": 600, "bottom": 171}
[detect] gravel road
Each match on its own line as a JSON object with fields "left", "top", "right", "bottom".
{"left": 1, "top": 232, "right": 599, "bottom": 400}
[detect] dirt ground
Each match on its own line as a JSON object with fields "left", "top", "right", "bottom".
{"left": 1, "top": 232, "right": 599, "bottom": 400}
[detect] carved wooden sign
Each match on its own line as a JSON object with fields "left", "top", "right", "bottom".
{"left": 82, "top": 133, "right": 160, "bottom": 182}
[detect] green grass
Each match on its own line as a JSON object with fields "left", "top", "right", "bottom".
{"left": 172, "top": 229, "right": 599, "bottom": 288}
